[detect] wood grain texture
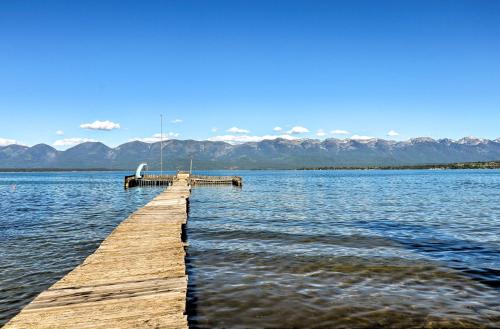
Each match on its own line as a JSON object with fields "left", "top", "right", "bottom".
{"left": 4, "top": 174, "right": 191, "bottom": 329}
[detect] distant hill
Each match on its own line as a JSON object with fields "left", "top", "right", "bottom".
{"left": 1, "top": 137, "right": 500, "bottom": 170}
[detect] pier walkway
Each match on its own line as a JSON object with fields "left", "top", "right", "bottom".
{"left": 5, "top": 173, "right": 192, "bottom": 328}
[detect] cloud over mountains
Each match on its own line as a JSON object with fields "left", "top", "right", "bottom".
{"left": 80, "top": 120, "right": 120, "bottom": 131}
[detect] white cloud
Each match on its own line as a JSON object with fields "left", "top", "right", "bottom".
{"left": 387, "top": 130, "right": 400, "bottom": 137}
{"left": 273, "top": 126, "right": 283, "bottom": 132}
{"left": 0, "top": 137, "right": 21, "bottom": 146}
{"left": 55, "top": 130, "right": 64, "bottom": 136}
{"left": 130, "top": 132, "right": 180, "bottom": 143}
{"left": 331, "top": 129, "right": 350, "bottom": 135}
{"left": 167, "top": 132, "right": 180, "bottom": 138}
{"left": 211, "top": 127, "right": 218, "bottom": 132}
{"left": 171, "top": 119, "right": 183, "bottom": 124}
{"left": 316, "top": 129, "right": 327, "bottom": 137}
{"left": 351, "top": 134, "right": 375, "bottom": 140}
{"left": 287, "top": 126, "right": 309, "bottom": 134}
{"left": 80, "top": 120, "right": 120, "bottom": 131}
{"left": 227, "top": 127, "right": 250, "bottom": 134}
{"left": 208, "top": 134, "right": 297, "bottom": 144}
{"left": 53, "top": 138, "right": 97, "bottom": 147}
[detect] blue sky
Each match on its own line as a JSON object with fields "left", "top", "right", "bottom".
{"left": 1, "top": 0, "right": 499, "bottom": 149}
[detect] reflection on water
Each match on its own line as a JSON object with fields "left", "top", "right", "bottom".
{"left": 187, "top": 170, "right": 500, "bottom": 328}
{"left": 0, "top": 170, "right": 499, "bottom": 328}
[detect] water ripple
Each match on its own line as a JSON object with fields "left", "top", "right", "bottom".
{"left": 187, "top": 170, "right": 500, "bottom": 328}
{"left": 1, "top": 170, "right": 499, "bottom": 327}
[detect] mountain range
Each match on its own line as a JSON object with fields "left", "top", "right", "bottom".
{"left": 1, "top": 137, "right": 500, "bottom": 170}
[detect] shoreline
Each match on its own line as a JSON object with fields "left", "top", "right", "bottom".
{"left": 0, "top": 160, "right": 499, "bottom": 173}
{"left": 299, "top": 161, "right": 500, "bottom": 171}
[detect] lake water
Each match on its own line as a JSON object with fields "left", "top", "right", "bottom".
{"left": 1, "top": 170, "right": 499, "bottom": 327}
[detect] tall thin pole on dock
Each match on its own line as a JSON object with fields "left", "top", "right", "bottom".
{"left": 190, "top": 158, "right": 193, "bottom": 174}
{"left": 160, "top": 114, "right": 163, "bottom": 176}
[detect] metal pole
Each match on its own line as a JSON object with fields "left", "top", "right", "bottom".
{"left": 160, "top": 114, "right": 163, "bottom": 176}
{"left": 190, "top": 158, "right": 193, "bottom": 175}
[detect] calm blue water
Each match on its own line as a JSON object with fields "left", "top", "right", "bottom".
{"left": 1, "top": 170, "right": 500, "bottom": 327}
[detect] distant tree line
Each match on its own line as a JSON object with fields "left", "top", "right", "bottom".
{"left": 299, "top": 161, "right": 500, "bottom": 170}
{"left": 0, "top": 168, "right": 122, "bottom": 172}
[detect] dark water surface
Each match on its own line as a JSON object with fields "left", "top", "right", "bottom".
{"left": 186, "top": 170, "right": 500, "bottom": 328}
{"left": 1, "top": 170, "right": 500, "bottom": 328}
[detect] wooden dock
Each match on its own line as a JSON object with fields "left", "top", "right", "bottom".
{"left": 190, "top": 175, "right": 242, "bottom": 187}
{"left": 125, "top": 173, "right": 242, "bottom": 188}
{"left": 124, "top": 174, "right": 175, "bottom": 188}
{"left": 5, "top": 173, "right": 192, "bottom": 329}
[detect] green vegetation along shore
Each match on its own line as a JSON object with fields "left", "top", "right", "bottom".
{"left": 300, "top": 161, "right": 500, "bottom": 171}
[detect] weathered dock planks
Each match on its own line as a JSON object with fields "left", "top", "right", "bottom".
{"left": 5, "top": 174, "right": 192, "bottom": 329}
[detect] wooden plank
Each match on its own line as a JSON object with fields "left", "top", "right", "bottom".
{"left": 4, "top": 175, "right": 191, "bottom": 329}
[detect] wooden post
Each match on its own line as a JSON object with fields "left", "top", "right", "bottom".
{"left": 160, "top": 114, "right": 163, "bottom": 176}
